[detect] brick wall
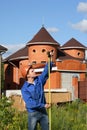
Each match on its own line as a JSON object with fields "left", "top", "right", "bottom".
{"left": 64, "top": 49, "right": 85, "bottom": 59}
{"left": 28, "top": 44, "right": 57, "bottom": 64}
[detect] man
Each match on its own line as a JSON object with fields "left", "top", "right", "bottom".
{"left": 21, "top": 51, "right": 53, "bottom": 130}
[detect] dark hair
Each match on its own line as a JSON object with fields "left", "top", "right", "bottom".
{"left": 26, "top": 65, "right": 32, "bottom": 80}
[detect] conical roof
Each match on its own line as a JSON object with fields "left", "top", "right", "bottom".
{"left": 27, "top": 26, "right": 60, "bottom": 46}
{"left": 61, "top": 38, "right": 86, "bottom": 50}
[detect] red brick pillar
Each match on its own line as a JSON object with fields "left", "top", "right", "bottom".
{"left": 72, "top": 75, "right": 78, "bottom": 99}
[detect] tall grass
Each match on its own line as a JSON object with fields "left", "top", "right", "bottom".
{"left": 51, "top": 100, "right": 87, "bottom": 130}
{"left": 0, "top": 97, "right": 87, "bottom": 130}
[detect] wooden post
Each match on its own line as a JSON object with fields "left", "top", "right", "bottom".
{"left": 48, "top": 57, "right": 52, "bottom": 130}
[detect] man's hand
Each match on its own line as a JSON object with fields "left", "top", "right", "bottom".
{"left": 45, "top": 103, "right": 51, "bottom": 109}
{"left": 47, "top": 51, "right": 54, "bottom": 58}
{"left": 50, "top": 51, "right": 54, "bottom": 57}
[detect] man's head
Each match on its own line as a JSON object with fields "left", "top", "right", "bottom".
{"left": 27, "top": 67, "right": 36, "bottom": 78}
{"left": 21, "top": 65, "right": 35, "bottom": 78}
{"left": 21, "top": 62, "right": 45, "bottom": 78}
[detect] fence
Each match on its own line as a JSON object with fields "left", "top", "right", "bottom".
{"left": 78, "top": 80, "right": 87, "bottom": 102}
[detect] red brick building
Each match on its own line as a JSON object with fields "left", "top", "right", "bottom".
{"left": 3, "top": 27, "right": 87, "bottom": 103}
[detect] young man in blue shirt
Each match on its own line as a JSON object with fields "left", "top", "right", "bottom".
{"left": 21, "top": 51, "right": 53, "bottom": 130}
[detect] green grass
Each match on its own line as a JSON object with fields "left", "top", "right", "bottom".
{"left": 0, "top": 97, "right": 87, "bottom": 130}
{"left": 51, "top": 100, "right": 87, "bottom": 130}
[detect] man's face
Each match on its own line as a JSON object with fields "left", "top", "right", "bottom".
{"left": 27, "top": 68, "right": 36, "bottom": 78}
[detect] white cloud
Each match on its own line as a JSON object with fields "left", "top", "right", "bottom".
{"left": 2, "top": 43, "right": 24, "bottom": 58}
{"left": 77, "top": 2, "right": 87, "bottom": 13}
{"left": 71, "top": 19, "right": 87, "bottom": 33}
{"left": 47, "top": 27, "right": 59, "bottom": 33}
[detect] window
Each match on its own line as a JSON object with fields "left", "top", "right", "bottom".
{"left": 33, "top": 49, "right": 36, "bottom": 53}
{"left": 7, "top": 65, "right": 11, "bottom": 75}
{"left": 77, "top": 52, "right": 80, "bottom": 56}
{"left": 51, "top": 49, "right": 54, "bottom": 53}
{"left": 32, "top": 61, "right": 36, "bottom": 64}
{"left": 41, "top": 61, "right": 46, "bottom": 64}
{"left": 42, "top": 49, "right": 46, "bottom": 53}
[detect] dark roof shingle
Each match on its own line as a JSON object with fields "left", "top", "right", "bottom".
{"left": 3, "top": 46, "right": 28, "bottom": 62}
{"left": 0, "top": 45, "right": 8, "bottom": 53}
{"left": 61, "top": 38, "right": 86, "bottom": 49}
{"left": 27, "top": 27, "right": 60, "bottom": 46}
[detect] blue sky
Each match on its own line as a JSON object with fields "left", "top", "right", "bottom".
{"left": 0, "top": 0, "right": 87, "bottom": 58}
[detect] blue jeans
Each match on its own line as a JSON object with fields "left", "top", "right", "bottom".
{"left": 28, "top": 108, "right": 49, "bottom": 130}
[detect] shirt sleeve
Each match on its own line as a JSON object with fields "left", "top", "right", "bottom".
{"left": 39, "top": 61, "right": 53, "bottom": 85}
{"left": 21, "top": 82, "right": 45, "bottom": 109}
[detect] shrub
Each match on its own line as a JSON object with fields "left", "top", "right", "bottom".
{"left": 0, "top": 96, "right": 28, "bottom": 130}
{"left": 0, "top": 96, "right": 15, "bottom": 129}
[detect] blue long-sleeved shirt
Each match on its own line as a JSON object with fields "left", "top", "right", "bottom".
{"left": 21, "top": 62, "right": 53, "bottom": 112}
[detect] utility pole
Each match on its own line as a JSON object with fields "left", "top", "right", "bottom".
{"left": 0, "top": 54, "right": 1, "bottom": 98}
{"left": 0, "top": 45, "right": 8, "bottom": 98}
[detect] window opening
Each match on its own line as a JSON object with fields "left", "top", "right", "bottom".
{"left": 51, "top": 49, "right": 54, "bottom": 53}
{"left": 77, "top": 52, "right": 80, "bottom": 56}
{"left": 42, "top": 49, "right": 46, "bottom": 53}
{"left": 32, "top": 61, "right": 36, "bottom": 64}
{"left": 33, "top": 49, "right": 36, "bottom": 53}
{"left": 41, "top": 61, "right": 46, "bottom": 64}
{"left": 7, "top": 65, "right": 11, "bottom": 75}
